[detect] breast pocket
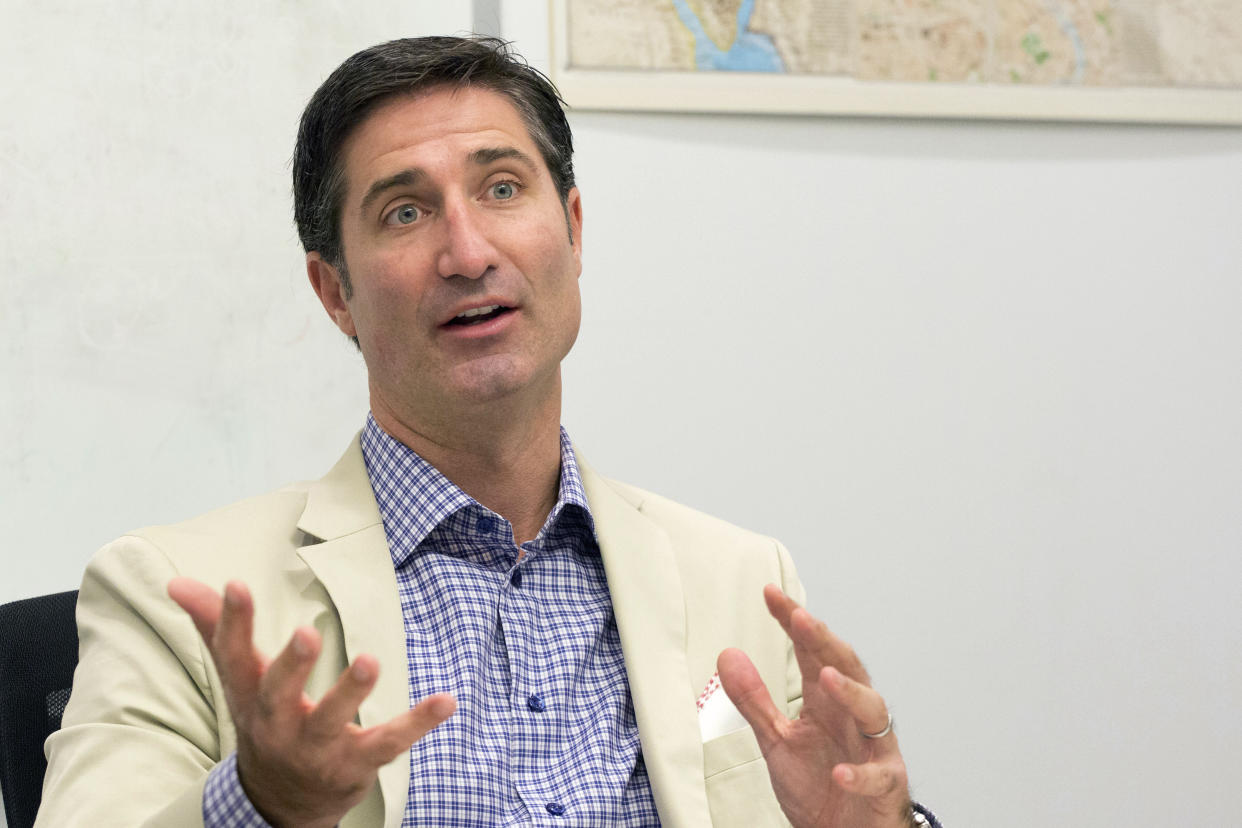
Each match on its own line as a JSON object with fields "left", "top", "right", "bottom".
{"left": 701, "top": 727, "right": 790, "bottom": 827}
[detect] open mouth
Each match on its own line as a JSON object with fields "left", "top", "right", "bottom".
{"left": 445, "top": 304, "right": 512, "bottom": 326}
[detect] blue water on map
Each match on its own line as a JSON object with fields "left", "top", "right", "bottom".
{"left": 671, "top": 0, "right": 785, "bottom": 73}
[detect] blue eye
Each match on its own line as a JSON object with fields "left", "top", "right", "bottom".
{"left": 386, "top": 204, "right": 420, "bottom": 225}
{"left": 491, "top": 181, "right": 516, "bottom": 200}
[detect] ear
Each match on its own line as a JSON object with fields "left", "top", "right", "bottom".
{"left": 566, "top": 186, "right": 583, "bottom": 276}
{"left": 306, "top": 253, "right": 357, "bottom": 337}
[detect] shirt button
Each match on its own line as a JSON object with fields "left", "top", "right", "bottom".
{"left": 510, "top": 568, "right": 523, "bottom": 588}
{"left": 476, "top": 515, "right": 496, "bottom": 534}
{"left": 527, "top": 693, "right": 546, "bottom": 712}
{"left": 545, "top": 802, "right": 565, "bottom": 816}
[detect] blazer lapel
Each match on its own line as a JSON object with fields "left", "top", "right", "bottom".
{"left": 295, "top": 437, "right": 411, "bottom": 828}
{"left": 579, "top": 458, "right": 712, "bottom": 827}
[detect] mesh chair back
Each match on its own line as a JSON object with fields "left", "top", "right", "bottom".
{"left": 0, "top": 591, "right": 79, "bottom": 828}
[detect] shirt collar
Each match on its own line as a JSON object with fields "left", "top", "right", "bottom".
{"left": 360, "top": 413, "right": 595, "bottom": 567}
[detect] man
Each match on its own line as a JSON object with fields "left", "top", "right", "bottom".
{"left": 38, "top": 37, "right": 939, "bottom": 827}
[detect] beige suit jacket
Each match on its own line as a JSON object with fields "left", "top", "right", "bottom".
{"left": 38, "top": 438, "right": 804, "bottom": 827}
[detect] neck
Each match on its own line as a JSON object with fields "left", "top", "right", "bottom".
{"left": 370, "top": 379, "right": 564, "bottom": 546}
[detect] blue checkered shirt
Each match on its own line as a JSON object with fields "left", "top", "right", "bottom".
{"left": 203, "top": 416, "right": 661, "bottom": 826}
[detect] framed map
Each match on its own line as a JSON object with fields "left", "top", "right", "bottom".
{"left": 549, "top": 0, "right": 1242, "bottom": 124}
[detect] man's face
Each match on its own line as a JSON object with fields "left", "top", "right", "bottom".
{"left": 310, "top": 86, "right": 583, "bottom": 426}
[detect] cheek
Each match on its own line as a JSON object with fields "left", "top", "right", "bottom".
{"left": 347, "top": 265, "right": 431, "bottom": 353}
{"left": 504, "top": 205, "right": 572, "bottom": 256}
{"left": 357, "top": 255, "right": 431, "bottom": 312}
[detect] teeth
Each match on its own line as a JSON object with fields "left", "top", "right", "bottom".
{"left": 455, "top": 304, "right": 501, "bottom": 319}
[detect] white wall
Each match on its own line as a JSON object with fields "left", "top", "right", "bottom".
{"left": 3, "top": 3, "right": 1240, "bottom": 827}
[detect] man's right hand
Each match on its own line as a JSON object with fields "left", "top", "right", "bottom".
{"left": 168, "top": 578, "right": 456, "bottom": 828}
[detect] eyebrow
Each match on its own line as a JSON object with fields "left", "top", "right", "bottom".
{"left": 469, "top": 146, "right": 538, "bottom": 170}
{"left": 359, "top": 169, "right": 423, "bottom": 217}
{"left": 357, "top": 146, "right": 539, "bottom": 217}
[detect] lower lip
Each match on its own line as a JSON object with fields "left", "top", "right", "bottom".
{"left": 439, "top": 308, "right": 517, "bottom": 339}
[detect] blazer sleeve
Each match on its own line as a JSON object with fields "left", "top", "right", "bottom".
{"left": 36, "top": 535, "right": 223, "bottom": 828}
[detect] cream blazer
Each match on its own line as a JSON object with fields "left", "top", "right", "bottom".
{"left": 38, "top": 439, "right": 804, "bottom": 827}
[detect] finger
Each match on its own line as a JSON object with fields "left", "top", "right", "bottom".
{"left": 213, "top": 581, "right": 262, "bottom": 702}
{"left": 789, "top": 608, "right": 870, "bottom": 685}
{"left": 759, "top": 586, "right": 832, "bottom": 699}
{"left": 784, "top": 609, "right": 835, "bottom": 696}
{"left": 256, "top": 626, "right": 322, "bottom": 724}
{"left": 716, "top": 648, "right": 787, "bottom": 751}
{"left": 821, "top": 667, "right": 894, "bottom": 748}
{"left": 762, "top": 586, "right": 868, "bottom": 686}
{"left": 356, "top": 692, "right": 457, "bottom": 765}
{"left": 305, "top": 654, "right": 381, "bottom": 738}
{"left": 167, "top": 577, "right": 223, "bottom": 644}
{"left": 762, "top": 583, "right": 800, "bottom": 634}
{"left": 832, "top": 758, "right": 909, "bottom": 800}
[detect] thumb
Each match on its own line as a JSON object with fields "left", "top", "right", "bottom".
{"left": 716, "top": 648, "right": 786, "bottom": 751}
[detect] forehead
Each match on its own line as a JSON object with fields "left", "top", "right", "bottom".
{"left": 339, "top": 86, "right": 542, "bottom": 192}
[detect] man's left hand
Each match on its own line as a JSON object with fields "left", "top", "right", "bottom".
{"left": 717, "top": 584, "right": 912, "bottom": 828}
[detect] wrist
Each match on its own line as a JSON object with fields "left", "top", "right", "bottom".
{"left": 202, "top": 753, "right": 272, "bottom": 828}
{"left": 908, "top": 801, "right": 940, "bottom": 828}
{"left": 236, "top": 751, "right": 341, "bottom": 828}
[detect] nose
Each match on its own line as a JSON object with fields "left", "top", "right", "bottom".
{"left": 436, "top": 199, "right": 498, "bottom": 280}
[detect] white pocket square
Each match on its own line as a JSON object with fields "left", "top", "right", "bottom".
{"left": 696, "top": 671, "right": 750, "bottom": 742}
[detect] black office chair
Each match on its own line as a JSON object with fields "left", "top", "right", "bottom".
{"left": 0, "top": 591, "right": 79, "bottom": 828}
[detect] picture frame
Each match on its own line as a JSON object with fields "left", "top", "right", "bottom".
{"left": 548, "top": 0, "right": 1242, "bottom": 125}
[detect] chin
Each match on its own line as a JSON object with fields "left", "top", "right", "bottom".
{"left": 450, "top": 356, "right": 546, "bottom": 404}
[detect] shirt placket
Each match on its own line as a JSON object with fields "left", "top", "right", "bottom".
{"left": 502, "top": 538, "right": 571, "bottom": 824}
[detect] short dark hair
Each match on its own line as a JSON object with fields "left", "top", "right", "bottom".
{"left": 292, "top": 36, "right": 576, "bottom": 291}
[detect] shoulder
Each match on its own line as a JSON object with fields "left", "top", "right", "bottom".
{"left": 597, "top": 476, "right": 780, "bottom": 555}
{"left": 587, "top": 473, "right": 804, "bottom": 707}
{"left": 132, "top": 482, "right": 315, "bottom": 561}
{"left": 71, "top": 485, "right": 321, "bottom": 658}
{"left": 96, "top": 435, "right": 374, "bottom": 582}
{"left": 81, "top": 475, "right": 318, "bottom": 572}
{"left": 586, "top": 472, "right": 802, "bottom": 601}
